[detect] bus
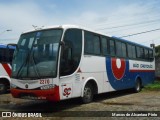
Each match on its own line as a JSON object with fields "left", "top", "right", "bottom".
{"left": 10, "top": 25, "right": 155, "bottom": 103}
{"left": 0, "top": 44, "right": 15, "bottom": 93}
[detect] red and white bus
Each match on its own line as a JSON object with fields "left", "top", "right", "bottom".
{"left": 0, "top": 44, "right": 15, "bottom": 93}
{"left": 10, "top": 25, "right": 155, "bottom": 103}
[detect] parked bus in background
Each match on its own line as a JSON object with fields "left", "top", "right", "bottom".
{"left": 10, "top": 25, "right": 155, "bottom": 103}
{"left": 0, "top": 44, "right": 15, "bottom": 93}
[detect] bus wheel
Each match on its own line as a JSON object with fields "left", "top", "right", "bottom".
{"left": 134, "top": 79, "right": 141, "bottom": 93}
{"left": 82, "top": 83, "right": 93, "bottom": 103}
{"left": 0, "top": 83, "right": 7, "bottom": 94}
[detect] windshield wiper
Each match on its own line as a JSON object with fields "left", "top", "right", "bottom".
{"left": 30, "top": 49, "right": 41, "bottom": 79}
{"left": 16, "top": 51, "right": 30, "bottom": 79}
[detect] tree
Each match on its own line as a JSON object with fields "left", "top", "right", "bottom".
{"left": 155, "top": 45, "right": 160, "bottom": 57}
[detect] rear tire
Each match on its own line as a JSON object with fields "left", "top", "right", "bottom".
{"left": 134, "top": 79, "right": 141, "bottom": 93}
{"left": 82, "top": 83, "right": 93, "bottom": 103}
{"left": 0, "top": 83, "right": 7, "bottom": 94}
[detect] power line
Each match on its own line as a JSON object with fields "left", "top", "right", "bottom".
{"left": 89, "top": 11, "right": 160, "bottom": 29}
{"left": 96, "top": 18, "right": 160, "bottom": 31}
{"left": 86, "top": 9, "right": 160, "bottom": 28}
{"left": 140, "top": 37, "right": 160, "bottom": 44}
{"left": 106, "top": 21, "right": 159, "bottom": 34}
{"left": 120, "top": 28, "right": 160, "bottom": 38}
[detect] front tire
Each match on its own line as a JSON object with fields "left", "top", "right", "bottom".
{"left": 82, "top": 83, "right": 93, "bottom": 103}
{"left": 0, "top": 83, "right": 7, "bottom": 94}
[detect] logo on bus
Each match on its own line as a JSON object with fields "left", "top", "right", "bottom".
{"left": 25, "top": 84, "right": 29, "bottom": 89}
{"left": 63, "top": 88, "right": 71, "bottom": 97}
{"left": 111, "top": 58, "right": 126, "bottom": 80}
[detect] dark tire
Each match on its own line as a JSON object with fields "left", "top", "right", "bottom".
{"left": 133, "top": 79, "right": 141, "bottom": 93}
{"left": 0, "top": 83, "right": 7, "bottom": 94}
{"left": 82, "top": 83, "right": 93, "bottom": 103}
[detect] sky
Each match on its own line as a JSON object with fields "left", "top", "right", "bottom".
{"left": 0, "top": 0, "right": 160, "bottom": 47}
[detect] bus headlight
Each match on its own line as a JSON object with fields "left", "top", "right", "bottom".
{"left": 40, "top": 84, "right": 56, "bottom": 90}
{"left": 10, "top": 84, "right": 17, "bottom": 88}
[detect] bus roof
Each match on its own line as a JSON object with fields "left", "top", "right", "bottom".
{"left": 23, "top": 24, "right": 152, "bottom": 49}
{"left": 0, "top": 44, "right": 15, "bottom": 49}
{"left": 24, "top": 24, "right": 112, "bottom": 37}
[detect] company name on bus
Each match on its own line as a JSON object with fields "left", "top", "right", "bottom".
{"left": 133, "top": 64, "right": 153, "bottom": 68}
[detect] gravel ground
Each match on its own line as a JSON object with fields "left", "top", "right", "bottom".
{"left": 0, "top": 90, "right": 160, "bottom": 120}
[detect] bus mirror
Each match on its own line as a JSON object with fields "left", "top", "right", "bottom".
{"left": 33, "top": 44, "right": 38, "bottom": 47}
{"left": 60, "top": 41, "right": 65, "bottom": 46}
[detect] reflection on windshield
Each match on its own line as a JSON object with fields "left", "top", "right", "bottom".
{"left": 12, "top": 29, "right": 62, "bottom": 79}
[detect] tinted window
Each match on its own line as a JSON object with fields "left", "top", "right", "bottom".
{"left": 127, "top": 44, "right": 132, "bottom": 58}
{"left": 93, "top": 36, "right": 101, "bottom": 54}
{"left": 116, "top": 41, "right": 122, "bottom": 57}
{"left": 140, "top": 48, "right": 144, "bottom": 58}
{"left": 116, "top": 41, "right": 126, "bottom": 57}
{"left": 60, "top": 29, "right": 82, "bottom": 76}
{"left": 84, "top": 32, "right": 93, "bottom": 54}
{"left": 101, "top": 37, "right": 108, "bottom": 55}
{"left": 149, "top": 50, "right": 153, "bottom": 58}
{"left": 0, "top": 48, "right": 14, "bottom": 64}
{"left": 136, "top": 46, "right": 141, "bottom": 58}
{"left": 132, "top": 46, "right": 136, "bottom": 58}
{"left": 84, "top": 31, "right": 100, "bottom": 55}
{"left": 122, "top": 43, "right": 127, "bottom": 57}
{"left": 127, "top": 44, "right": 136, "bottom": 59}
{"left": 136, "top": 47, "right": 145, "bottom": 59}
{"left": 144, "top": 49, "right": 149, "bottom": 59}
{"left": 0, "top": 48, "right": 6, "bottom": 62}
{"left": 109, "top": 40, "right": 115, "bottom": 56}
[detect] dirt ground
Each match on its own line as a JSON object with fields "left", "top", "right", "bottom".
{"left": 0, "top": 90, "right": 160, "bottom": 120}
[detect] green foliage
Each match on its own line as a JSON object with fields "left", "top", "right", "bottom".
{"left": 155, "top": 45, "right": 160, "bottom": 57}
{"left": 143, "top": 80, "right": 160, "bottom": 91}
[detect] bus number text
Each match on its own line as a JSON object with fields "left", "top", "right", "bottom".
{"left": 40, "top": 79, "right": 50, "bottom": 84}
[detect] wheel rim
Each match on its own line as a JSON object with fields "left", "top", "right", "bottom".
{"left": 136, "top": 81, "right": 140, "bottom": 91}
{"left": 0, "top": 84, "right": 5, "bottom": 92}
{"left": 83, "top": 87, "right": 92, "bottom": 101}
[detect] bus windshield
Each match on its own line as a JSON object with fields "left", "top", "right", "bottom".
{"left": 12, "top": 29, "right": 63, "bottom": 79}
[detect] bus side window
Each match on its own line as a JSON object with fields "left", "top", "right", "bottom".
{"left": 136, "top": 46, "right": 141, "bottom": 58}
{"left": 122, "top": 43, "right": 127, "bottom": 58}
{"left": 149, "top": 50, "right": 154, "bottom": 60}
{"left": 127, "top": 44, "right": 132, "bottom": 58}
{"left": 84, "top": 32, "right": 100, "bottom": 55}
{"left": 0, "top": 47, "right": 14, "bottom": 64}
{"left": 140, "top": 48, "right": 144, "bottom": 58}
{"left": 0, "top": 48, "right": 5, "bottom": 63}
{"left": 101, "top": 37, "right": 108, "bottom": 55}
{"left": 144, "top": 49, "right": 149, "bottom": 60}
{"left": 60, "top": 29, "right": 82, "bottom": 76}
{"left": 127, "top": 44, "right": 136, "bottom": 59}
{"left": 8, "top": 49, "right": 15, "bottom": 64}
{"left": 116, "top": 41, "right": 122, "bottom": 57}
{"left": 109, "top": 39, "right": 115, "bottom": 56}
{"left": 132, "top": 46, "right": 136, "bottom": 59}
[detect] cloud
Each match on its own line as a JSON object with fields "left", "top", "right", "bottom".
{"left": 0, "top": 1, "right": 55, "bottom": 44}
{"left": 0, "top": 2, "right": 49, "bottom": 29}
{"left": 0, "top": 0, "right": 159, "bottom": 46}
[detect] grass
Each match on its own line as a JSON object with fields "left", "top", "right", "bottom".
{"left": 143, "top": 80, "right": 160, "bottom": 91}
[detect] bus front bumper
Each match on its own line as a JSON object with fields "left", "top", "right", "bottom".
{"left": 10, "top": 86, "right": 60, "bottom": 101}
